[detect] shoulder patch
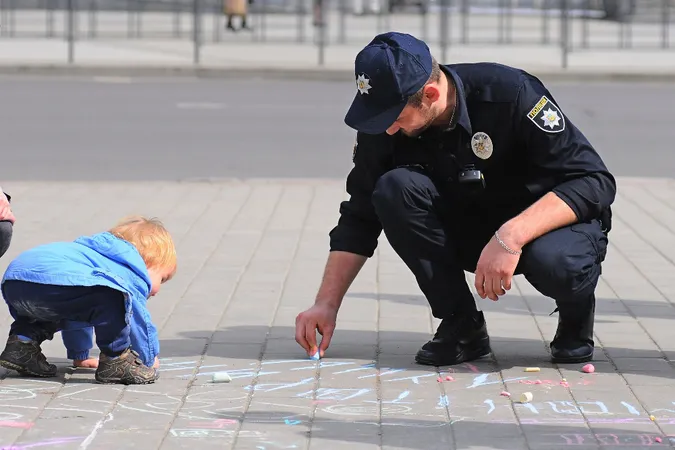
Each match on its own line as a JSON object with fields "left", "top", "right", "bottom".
{"left": 526, "top": 95, "right": 565, "bottom": 133}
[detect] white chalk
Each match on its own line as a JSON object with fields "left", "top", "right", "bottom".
{"left": 212, "top": 371, "right": 232, "bottom": 383}
{"left": 310, "top": 352, "right": 320, "bottom": 361}
{"left": 520, "top": 392, "right": 533, "bottom": 403}
{"left": 524, "top": 367, "right": 540, "bottom": 372}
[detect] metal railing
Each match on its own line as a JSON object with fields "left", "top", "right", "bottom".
{"left": 0, "top": 0, "right": 672, "bottom": 68}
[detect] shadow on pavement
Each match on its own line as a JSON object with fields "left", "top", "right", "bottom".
{"left": 164, "top": 324, "right": 675, "bottom": 381}
{"left": 346, "top": 292, "right": 675, "bottom": 323}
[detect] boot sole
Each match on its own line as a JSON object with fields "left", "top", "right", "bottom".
{"left": 0, "top": 359, "right": 57, "bottom": 378}
{"left": 551, "top": 353, "right": 593, "bottom": 364}
{"left": 415, "top": 343, "right": 492, "bottom": 366}
{"left": 95, "top": 375, "right": 158, "bottom": 385}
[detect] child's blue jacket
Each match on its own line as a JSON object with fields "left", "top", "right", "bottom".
{"left": 1, "top": 232, "right": 159, "bottom": 366}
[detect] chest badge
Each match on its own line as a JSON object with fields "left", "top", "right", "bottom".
{"left": 471, "top": 132, "right": 493, "bottom": 160}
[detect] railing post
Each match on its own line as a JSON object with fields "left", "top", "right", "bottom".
{"left": 440, "top": 0, "right": 449, "bottom": 63}
{"left": 67, "top": 0, "right": 75, "bottom": 64}
{"left": 560, "top": 0, "right": 569, "bottom": 69}
{"left": 193, "top": 0, "right": 201, "bottom": 64}
{"left": 314, "top": 0, "right": 325, "bottom": 65}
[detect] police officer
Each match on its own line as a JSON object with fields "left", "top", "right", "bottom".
{"left": 294, "top": 32, "right": 616, "bottom": 366}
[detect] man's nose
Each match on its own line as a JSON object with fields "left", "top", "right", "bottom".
{"left": 386, "top": 124, "right": 399, "bottom": 135}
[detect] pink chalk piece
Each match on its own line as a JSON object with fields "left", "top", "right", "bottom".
{"left": 560, "top": 381, "right": 570, "bottom": 388}
{"left": 582, "top": 363, "right": 595, "bottom": 373}
{"left": 445, "top": 376, "right": 454, "bottom": 381}
{"left": 655, "top": 437, "right": 663, "bottom": 443}
{"left": 500, "top": 391, "right": 511, "bottom": 397}
{"left": 437, "top": 377, "right": 443, "bottom": 382}
{"left": 534, "top": 380, "right": 542, "bottom": 385}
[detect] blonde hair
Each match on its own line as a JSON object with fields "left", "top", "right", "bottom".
{"left": 109, "top": 215, "right": 177, "bottom": 278}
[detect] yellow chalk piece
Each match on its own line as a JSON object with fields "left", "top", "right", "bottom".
{"left": 520, "top": 392, "right": 533, "bottom": 403}
{"left": 524, "top": 367, "right": 541, "bottom": 372}
{"left": 650, "top": 415, "right": 656, "bottom": 421}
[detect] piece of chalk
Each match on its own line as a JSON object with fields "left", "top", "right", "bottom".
{"left": 655, "top": 437, "right": 662, "bottom": 443}
{"left": 524, "top": 367, "right": 540, "bottom": 372}
{"left": 212, "top": 371, "right": 232, "bottom": 383}
{"left": 534, "top": 380, "right": 542, "bottom": 384}
{"left": 310, "top": 352, "right": 320, "bottom": 361}
{"left": 437, "top": 377, "right": 443, "bottom": 382}
{"left": 581, "top": 363, "right": 595, "bottom": 373}
{"left": 445, "top": 376, "right": 454, "bottom": 381}
{"left": 500, "top": 391, "right": 511, "bottom": 397}
{"left": 650, "top": 415, "right": 656, "bottom": 421}
{"left": 520, "top": 392, "right": 533, "bottom": 403}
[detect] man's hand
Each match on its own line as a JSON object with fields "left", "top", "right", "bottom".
{"left": 295, "top": 303, "right": 338, "bottom": 358}
{"left": 0, "top": 192, "right": 14, "bottom": 224}
{"left": 474, "top": 234, "right": 521, "bottom": 301}
{"left": 153, "top": 356, "right": 160, "bottom": 369}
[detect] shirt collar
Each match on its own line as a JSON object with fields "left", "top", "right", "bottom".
{"left": 440, "top": 65, "right": 472, "bottom": 136}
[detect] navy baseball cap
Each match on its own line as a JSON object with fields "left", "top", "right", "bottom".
{"left": 344, "top": 32, "right": 433, "bottom": 135}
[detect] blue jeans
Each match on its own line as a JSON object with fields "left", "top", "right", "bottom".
{"left": 2, "top": 280, "right": 130, "bottom": 358}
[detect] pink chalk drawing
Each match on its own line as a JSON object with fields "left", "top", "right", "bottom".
{"left": 0, "top": 422, "right": 32, "bottom": 429}
{"left": 0, "top": 436, "right": 82, "bottom": 450}
{"left": 187, "top": 419, "right": 238, "bottom": 429}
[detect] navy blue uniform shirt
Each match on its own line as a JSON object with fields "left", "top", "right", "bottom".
{"left": 329, "top": 62, "right": 617, "bottom": 258}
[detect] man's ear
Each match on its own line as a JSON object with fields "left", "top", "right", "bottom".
{"left": 423, "top": 84, "right": 441, "bottom": 105}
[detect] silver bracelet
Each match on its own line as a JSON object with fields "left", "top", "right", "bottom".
{"left": 494, "top": 230, "right": 522, "bottom": 255}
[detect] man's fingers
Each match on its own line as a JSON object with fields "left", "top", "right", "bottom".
{"left": 318, "top": 325, "right": 334, "bottom": 356}
{"left": 503, "top": 275, "right": 512, "bottom": 291}
{"left": 305, "top": 322, "right": 318, "bottom": 356}
{"left": 492, "top": 277, "right": 504, "bottom": 299}
{"left": 295, "top": 316, "right": 310, "bottom": 352}
{"left": 474, "top": 271, "right": 486, "bottom": 298}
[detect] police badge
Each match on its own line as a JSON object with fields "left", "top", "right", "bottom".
{"left": 471, "top": 132, "right": 493, "bottom": 160}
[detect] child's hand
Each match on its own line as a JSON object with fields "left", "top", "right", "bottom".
{"left": 73, "top": 358, "right": 99, "bottom": 369}
{"left": 152, "top": 356, "right": 159, "bottom": 369}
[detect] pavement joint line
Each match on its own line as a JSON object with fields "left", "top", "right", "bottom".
{"left": 154, "top": 183, "right": 254, "bottom": 448}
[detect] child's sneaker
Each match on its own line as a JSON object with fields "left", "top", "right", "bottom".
{"left": 0, "top": 335, "right": 57, "bottom": 377}
{"left": 95, "top": 348, "right": 159, "bottom": 385}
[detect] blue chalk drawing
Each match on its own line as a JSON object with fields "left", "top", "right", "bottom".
{"left": 621, "top": 402, "right": 641, "bottom": 416}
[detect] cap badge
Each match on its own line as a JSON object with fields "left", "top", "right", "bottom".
{"left": 356, "top": 74, "right": 372, "bottom": 95}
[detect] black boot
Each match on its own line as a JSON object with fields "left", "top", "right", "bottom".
{"left": 550, "top": 296, "right": 595, "bottom": 364}
{"left": 415, "top": 310, "right": 491, "bottom": 366}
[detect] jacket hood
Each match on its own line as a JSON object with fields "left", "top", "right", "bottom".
{"left": 73, "top": 232, "right": 152, "bottom": 295}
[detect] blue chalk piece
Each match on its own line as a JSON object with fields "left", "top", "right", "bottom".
{"left": 310, "top": 352, "right": 320, "bottom": 360}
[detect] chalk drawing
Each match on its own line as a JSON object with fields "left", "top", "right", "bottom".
{"left": 187, "top": 419, "right": 238, "bottom": 428}
{"left": 363, "top": 391, "right": 414, "bottom": 405}
{"left": 284, "top": 419, "right": 301, "bottom": 425}
{"left": 169, "top": 429, "right": 264, "bottom": 438}
{"left": 436, "top": 395, "right": 450, "bottom": 409}
{"left": 550, "top": 433, "right": 674, "bottom": 446}
{"left": 323, "top": 405, "right": 412, "bottom": 416}
{"left": 297, "top": 388, "right": 370, "bottom": 401}
{"left": 0, "top": 436, "right": 83, "bottom": 450}
{"left": 0, "top": 421, "right": 32, "bottom": 429}
{"left": 621, "top": 401, "right": 641, "bottom": 415}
